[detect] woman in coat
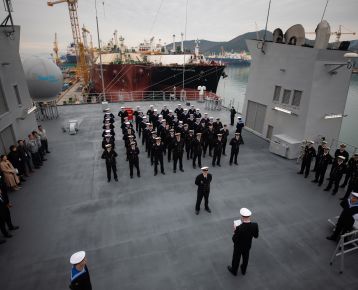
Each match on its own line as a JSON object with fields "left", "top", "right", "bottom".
{"left": 0, "top": 155, "right": 20, "bottom": 191}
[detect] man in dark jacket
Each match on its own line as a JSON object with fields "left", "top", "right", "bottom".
{"left": 117, "top": 107, "right": 128, "bottom": 124}
{"left": 7, "top": 145, "right": 26, "bottom": 181}
{"left": 327, "top": 192, "right": 358, "bottom": 241}
{"left": 297, "top": 141, "right": 316, "bottom": 178}
{"left": 329, "top": 144, "right": 349, "bottom": 177}
{"left": 69, "top": 251, "right": 92, "bottom": 290}
{"left": 203, "top": 125, "right": 215, "bottom": 157}
{"left": 324, "top": 155, "right": 346, "bottom": 195}
{"left": 152, "top": 137, "right": 165, "bottom": 176}
{"left": 340, "top": 154, "right": 358, "bottom": 188}
{"left": 192, "top": 133, "right": 204, "bottom": 169}
{"left": 173, "top": 133, "right": 185, "bottom": 173}
{"left": 312, "top": 147, "right": 332, "bottom": 186}
{"left": 341, "top": 161, "right": 358, "bottom": 200}
{"left": 228, "top": 208, "right": 259, "bottom": 276}
{"left": 127, "top": 142, "right": 140, "bottom": 178}
{"left": 229, "top": 133, "right": 242, "bottom": 165}
{"left": 230, "top": 106, "right": 237, "bottom": 126}
{"left": 212, "top": 134, "right": 223, "bottom": 167}
{"left": 101, "top": 144, "right": 118, "bottom": 182}
{"left": 313, "top": 140, "right": 327, "bottom": 172}
{"left": 221, "top": 125, "right": 229, "bottom": 156}
{"left": 0, "top": 185, "right": 19, "bottom": 232}
{"left": 236, "top": 117, "right": 245, "bottom": 144}
{"left": 195, "top": 167, "right": 212, "bottom": 214}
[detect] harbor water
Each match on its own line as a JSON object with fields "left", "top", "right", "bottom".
{"left": 216, "top": 66, "right": 358, "bottom": 148}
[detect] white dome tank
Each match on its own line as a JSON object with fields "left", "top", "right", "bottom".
{"left": 23, "top": 56, "right": 63, "bottom": 102}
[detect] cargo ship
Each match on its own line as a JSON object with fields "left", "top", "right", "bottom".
{"left": 91, "top": 40, "right": 226, "bottom": 95}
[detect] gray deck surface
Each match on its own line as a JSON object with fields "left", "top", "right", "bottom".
{"left": 1, "top": 101, "right": 357, "bottom": 290}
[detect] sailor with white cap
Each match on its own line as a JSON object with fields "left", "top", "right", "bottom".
{"left": 297, "top": 140, "right": 316, "bottom": 178}
{"left": 139, "top": 116, "right": 147, "bottom": 139}
{"left": 102, "top": 134, "right": 115, "bottom": 150}
{"left": 203, "top": 123, "right": 215, "bottom": 158}
{"left": 329, "top": 143, "right": 350, "bottom": 177}
{"left": 327, "top": 191, "right": 358, "bottom": 241}
{"left": 101, "top": 143, "right": 118, "bottom": 182}
{"left": 340, "top": 152, "right": 358, "bottom": 188}
{"left": 167, "top": 129, "right": 176, "bottom": 163}
{"left": 194, "top": 166, "right": 213, "bottom": 214}
{"left": 324, "top": 155, "right": 347, "bottom": 195}
{"left": 161, "top": 105, "right": 169, "bottom": 119}
{"left": 127, "top": 141, "right": 140, "bottom": 178}
{"left": 133, "top": 106, "right": 141, "bottom": 132}
{"left": 212, "top": 134, "right": 223, "bottom": 167}
{"left": 236, "top": 116, "right": 245, "bottom": 144}
{"left": 174, "top": 104, "right": 183, "bottom": 116}
{"left": 230, "top": 106, "right": 237, "bottom": 126}
{"left": 228, "top": 207, "right": 259, "bottom": 276}
{"left": 188, "top": 104, "right": 195, "bottom": 116}
{"left": 194, "top": 108, "right": 201, "bottom": 119}
{"left": 103, "top": 108, "right": 115, "bottom": 119}
{"left": 312, "top": 146, "right": 332, "bottom": 186}
{"left": 69, "top": 251, "right": 92, "bottom": 290}
{"left": 172, "top": 133, "right": 185, "bottom": 173}
{"left": 229, "top": 132, "right": 242, "bottom": 166}
{"left": 146, "top": 105, "right": 155, "bottom": 118}
{"left": 117, "top": 106, "right": 128, "bottom": 124}
{"left": 152, "top": 137, "right": 165, "bottom": 176}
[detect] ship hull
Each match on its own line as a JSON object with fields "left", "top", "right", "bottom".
{"left": 91, "top": 63, "right": 225, "bottom": 95}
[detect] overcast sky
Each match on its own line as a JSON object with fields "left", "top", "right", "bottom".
{"left": 1, "top": 0, "right": 357, "bottom": 57}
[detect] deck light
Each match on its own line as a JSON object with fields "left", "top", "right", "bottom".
{"left": 323, "top": 114, "right": 346, "bottom": 119}
{"left": 273, "top": 106, "right": 296, "bottom": 115}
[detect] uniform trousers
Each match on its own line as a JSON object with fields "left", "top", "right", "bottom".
{"left": 193, "top": 153, "right": 202, "bottom": 167}
{"left": 129, "top": 160, "right": 140, "bottom": 177}
{"left": 212, "top": 152, "right": 221, "bottom": 166}
{"left": 195, "top": 191, "right": 210, "bottom": 211}
{"left": 231, "top": 247, "right": 250, "bottom": 274}
{"left": 173, "top": 154, "right": 183, "bottom": 170}
{"left": 230, "top": 149, "right": 239, "bottom": 164}
{"left": 154, "top": 156, "right": 164, "bottom": 174}
{"left": 300, "top": 158, "right": 312, "bottom": 177}
{"left": 106, "top": 163, "right": 118, "bottom": 181}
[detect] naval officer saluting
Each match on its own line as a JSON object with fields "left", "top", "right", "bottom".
{"left": 195, "top": 167, "right": 213, "bottom": 215}
{"left": 69, "top": 251, "right": 92, "bottom": 290}
{"left": 228, "top": 208, "right": 259, "bottom": 276}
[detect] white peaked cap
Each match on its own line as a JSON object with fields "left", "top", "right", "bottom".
{"left": 125, "top": 122, "right": 130, "bottom": 125}
{"left": 121, "top": 106, "right": 124, "bottom": 109}
{"left": 351, "top": 192, "right": 358, "bottom": 198}
{"left": 150, "top": 105, "right": 154, "bottom": 107}
{"left": 178, "top": 104, "right": 181, "bottom": 106}
{"left": 154, "top": 109, "right": 158, "bottom": 111}
{"left": 338, "top": 155, "right": 346, "bottom": 160}
{"left": 70, "top": 251, "right": 86, "bottom": 264}
{"left": 201, "top": 166, "right": 209, "bottom": 170}
{"left": 240, "top": 208, "right": 252, "bottom": 217}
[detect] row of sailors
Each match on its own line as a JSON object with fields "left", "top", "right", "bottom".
{"left": 299, "top": 140, "right": 358, "bottom": 198}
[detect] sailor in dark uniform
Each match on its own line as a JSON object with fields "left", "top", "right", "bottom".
{"left": 324, "top": 155, "right": 346, "bottom": 195}
{"left": 236, "top": 117, "right": 245, "bottom": 144}
{"left": 340, "top": 154, "right": 358, "bottom": 188}
{"left": 103, "top": 108, "right": 115, "bottom": 119}
{"left": 102, "top": 128, "right": 115, "bottom": 139}
{"left": 103, "top": 117, "right": 114, "bottom": 124}
{"left": 192, "top": 133, "right": 203, "bottom": 169}
{"left": 146, "top": 104, "right": 154, "bottom": 118}
{"left": 312, "top": 147, "right": 332, "bottom": 186}
{"left": 148, "top": 131, "right": 157, "bottom": 159}
{"left": 212, "top": 134, "right": 223, "bottom": 167}
{"left": 188, "top": 105, "right": 196, "bottom": 115}
{"left": 102, "top": 135, "right": 115, "bottom": 150}
{"left": 213, "top": 118, "right": 223, "bottom": 135}
{"left": 128, "top": 142, "right": 140, "bottom": 178}
{"left": 102, "top": 121, "right": 114, "bottom": 130}
{"left": 172, "top": 133, "right": 185, "bottom": 173}
{"left": 229, "top": 132, "right": 242, "bottom": 165}
{"left": 165, "top": 110, "right": 174, "bottom": 126}
{"left": 203, "top": 124, "right": 215, "bottom": 157}
{"left": 117, "top": 107, "right": 128, "bottom": 124}
{"left": 297, "top": 141, "right": 316, "bottom": 178}
{"left": 139, "top": 116, "right": 147, "bottom": 139}
{"left": 329, "top": 144, "right": 349, "bottom": 177}
{"left": 327, "top": 191, "right": 358, "bottom": 241}
{"left": 185, "top": 130, "right": 195, "bottom": 160}
{"left": 150, "top": 109, "right": 159, "bottom": 129}
{"left": 174, "top": 104, "right": 184, "bottom": 116}
{"left": 313, "top": 139, "right": 327, "bottom": 172}
{"left": 230, "top": 106, "right": 237, "bottom": 126}
{"left": 341, "top": 159, "right": 358, "bottom": 200}
{"left": 221, "top": 125, "right": 229, "bottom": 155}
{"left": 227, "top": 208, "right": 259, "bottom": 276}
{"left": 195, "top": 167, "right": 212, "bottom": 214}
{"left": 133, "top": 107, "right": 142, "bottom": 132}
{"left": 69, "top": 251, "right": 92, "bottom": 290}
{"left": 101, "top": 144, "right": 118, "bottom": 182}
{"left": 161, "top": 105, "right": 169, "bottom": 119}
{"left": 194, "top": 108, "right": 201, "bottom": 120}
{"left": 167, "top": 129, "right": 175, "bottom": 163}
{"left": 152, "top": 137, "right": 165, "bottom": 176}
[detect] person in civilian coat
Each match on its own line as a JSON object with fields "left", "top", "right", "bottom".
{"left": 0, "top": 155, "right": 21, "bottom": 191}
{"left": 228, "top": 208, "right": 259, "bottom": 276}
{"left": 194, "top": 167, "right": 212, "bottom": 214}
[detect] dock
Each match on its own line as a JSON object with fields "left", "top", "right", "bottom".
{"left": 1, "top": 101, "right": 357, "bottom": 290}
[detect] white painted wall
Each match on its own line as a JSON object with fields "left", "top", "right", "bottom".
{"left": 0, "top": 26, "right": 38, "bottom": 147}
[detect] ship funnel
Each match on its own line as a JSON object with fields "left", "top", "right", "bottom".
{"left": 314, "top": 20, "right": 331, "bottom": 49}
{"left": 284, "top": 24, "right": 305, "bottom": 46}
{"left": 273, "top": 28, "right": 284, "bottom": 43}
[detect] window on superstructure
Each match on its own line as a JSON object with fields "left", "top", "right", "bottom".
{"left": 0, "top": 79, "right": 9, "bottom": 115}
{"left": 273, "top": 85, "right": 281, "bottom": 102}
{"left": 13, "top": 85, "right": 22, "bottom": 105}
{"left": 292, "top": 90, "right": 302, "bottom": 107}
{"left": 282, "top": 89, "right": 291, "bottom": 104}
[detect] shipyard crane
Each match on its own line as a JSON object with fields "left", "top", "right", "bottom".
{"left": 82, "top": 25, "right": 94, "bottom": 63}
{"left": 47, "top": 0, "right": 89, "bottom": 86}
{"left": 306, "top": 25, "right": 356, "bottom": 47}
{"left": 53, "top": 32, "right": 61, "bottom": 65}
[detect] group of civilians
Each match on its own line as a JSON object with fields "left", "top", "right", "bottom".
{"left": 0, "top": 125, "right": 50, "bottom": 244}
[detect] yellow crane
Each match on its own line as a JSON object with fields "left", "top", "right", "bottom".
{"left": 53, "top": 32, "right": 61, "bottom": 66}
{"left": 82, "top": 25, "right": 94, "bottom": 64}
{"left": 47, "top": 0, "right": 89, "bottom": 86}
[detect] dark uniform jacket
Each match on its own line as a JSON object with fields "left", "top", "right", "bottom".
{"left": 330, "top": 162, "right": 346, "bottom": 179}
{"left": 192, "top": 138, "right": 204, "bottom": 154}
{"left": 213, "top": 139, "right": 223, "bottom": 153}
{"left": 230, "top": 137, "right": 242, "bottom": 151}
{"left": 101, "top": 150, "right": 118, "bottom": 165}
{"left": 172, "top": 138, "right": 185, "bottom": 155}
{"left": 338, "top": 199, "right": 358, "bottom": 232}
{"left": 102, "top": 139, "right": 115, "bottom": 150}
{"left": 128, "top": 147, "right": 140, "bottom": 162}
{"left": 230, "top": 108, "right": 237, "bottom": 117}
{"left": 236, "top": 122, "right": 244, "bottom": 133}
{"left": 195, "top": 173, "right": 212, "bottom": 193}
{"left": 102, "top": 129, "right": 115, "bottom": 138}
{"left": 102, "top": 124, "right": 115, "bottom": 130}
{"left": 232, "top": 222, "right": 259, "bottom": 251}
{"left": 152, "top": 143, "right": 165, "bottom": 158}
{"left": 117, "top": 110, "right": 128, "bottom": 123}
{"left": 303, "top": 146, "right": 316, "bottom": 161}
{"left": 69, "top": 265, "right": 92, "bottom": 290}
{"left": 317, "top": 153, "right": 332, "bottom": 170}
{"left": 333, "top": 149, "right": 349, "bottom": 164}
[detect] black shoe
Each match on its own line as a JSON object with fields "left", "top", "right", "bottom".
{"left": 161, "top": 171, "right": 165, "bottom": 175}
{"left": 234, "top": 162, "right": 238, "bottom": 165}
{"left": 312, "top": 180, "right": 318, "bottom": 183}
{"left": 114, "top": 177, "right": 118, "bottom": 182}
{"left": 304, "top": 175, "right": 308, "bottom": 178}
{"left": 240, "top": 265, "right": 246, "bottom": 275}
{"left": 9, "top": 226, "right": 19, "bottom": 231}
{"left": 297, "top": 172, "right": 303, "bottom": 174}
{"left": 0, "top": 240, "right": 6, "bottom": 244}
{"left": 130, "top": 175, "right": 133, "bottom": 179}
{"left": 230, "top": 163, "right": 232, "bottom": 166}
{"left": 324, "top": 188, "right": 330, "bottom": 191}
{"left": 212, "top": 164, "right": 215, "bottom": 167}
{"left": 180, "top": 168, "right": 184, "bottom": 172}
{"left": 332, "top": 191, "right": 337, "bottom": 196}
{"left": 137, "top": 173, "right": 141, "bottom": 177}
{"left": 193, "top": 165, "right": 196, "bottom": 169}
{"left": 340, "top": 184, "right": 346, "bottom": 188}
{"left": 205, "top": 208, "right": 211, "bottom": 213}
{"left": 227, "top": 266, "right": 237, "bottom": 276}
{"left": 43, "top": 158, "right": 48, "bottom": 161}
{"left": 339, "top": 197, "right": 345, "bottom": 201}
{"left": 107, "top": 179, "right": 110, "bottom": 183}
{"left": 46, "top": 151, "right": 51, "bottom": 153}
{"left": 4, "top": 234, "right": 12, "bottom": 238}
{"left": 173, "top": 170, "right": 176, "bottom": 173}
{"left": 154, "top": 172, "right": 157, "bottom": 176}
{"left": 195, "top": 210, "right": 199, "bottom": 215}
{"left": 326, "top": 235, "right": 337, "bottom": 241}
{"left": 318, "top": 183, "right": 322, "bottom": 187}
{"left": 217, "top": 164, "right": 221, "bottom": 167}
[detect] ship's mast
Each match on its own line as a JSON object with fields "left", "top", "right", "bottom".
{"left": 95, "top": 0, "right": 106, "bottom": 101}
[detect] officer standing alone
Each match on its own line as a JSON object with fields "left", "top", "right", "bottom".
{"left": 228, "top": 208, "right": 259, "bottom": 276}
{"left": 195, "top": 167, "right": 212, "bottom": 214}
{"left": 69, "top": 251, "right": 92, "bottom": 290}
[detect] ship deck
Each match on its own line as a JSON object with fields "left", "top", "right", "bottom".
{"left": 1, "top": 101, "right": 357, "bottom": 290}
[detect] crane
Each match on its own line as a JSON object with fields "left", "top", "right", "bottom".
{"left": 306, "top": 25, "right": 356, "bottom": 47}
{"left": 82, "top": 25, "right": 94, "bottom": 63}
{"left": 53, "top": 32, "right": 61, "bottom": 65}
{"left": 47, "top": 0, "right": 89, "bottom": 86}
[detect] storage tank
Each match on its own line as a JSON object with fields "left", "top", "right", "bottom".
{"left": 23, "top": 56, "right": 63, "bottom": 102}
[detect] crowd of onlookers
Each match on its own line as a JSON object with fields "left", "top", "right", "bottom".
{"left": 0, "top": 125, "right": 50, "bottom": 244}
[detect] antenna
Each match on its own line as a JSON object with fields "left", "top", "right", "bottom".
{"left": 321, "top": 0, "right": 329, "bottom": 21}
{"left": 262, "top": 0, "right": 272, "bottom": 53}
{"left": 102, "top": 1, "right": 106, "bottom": 18}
